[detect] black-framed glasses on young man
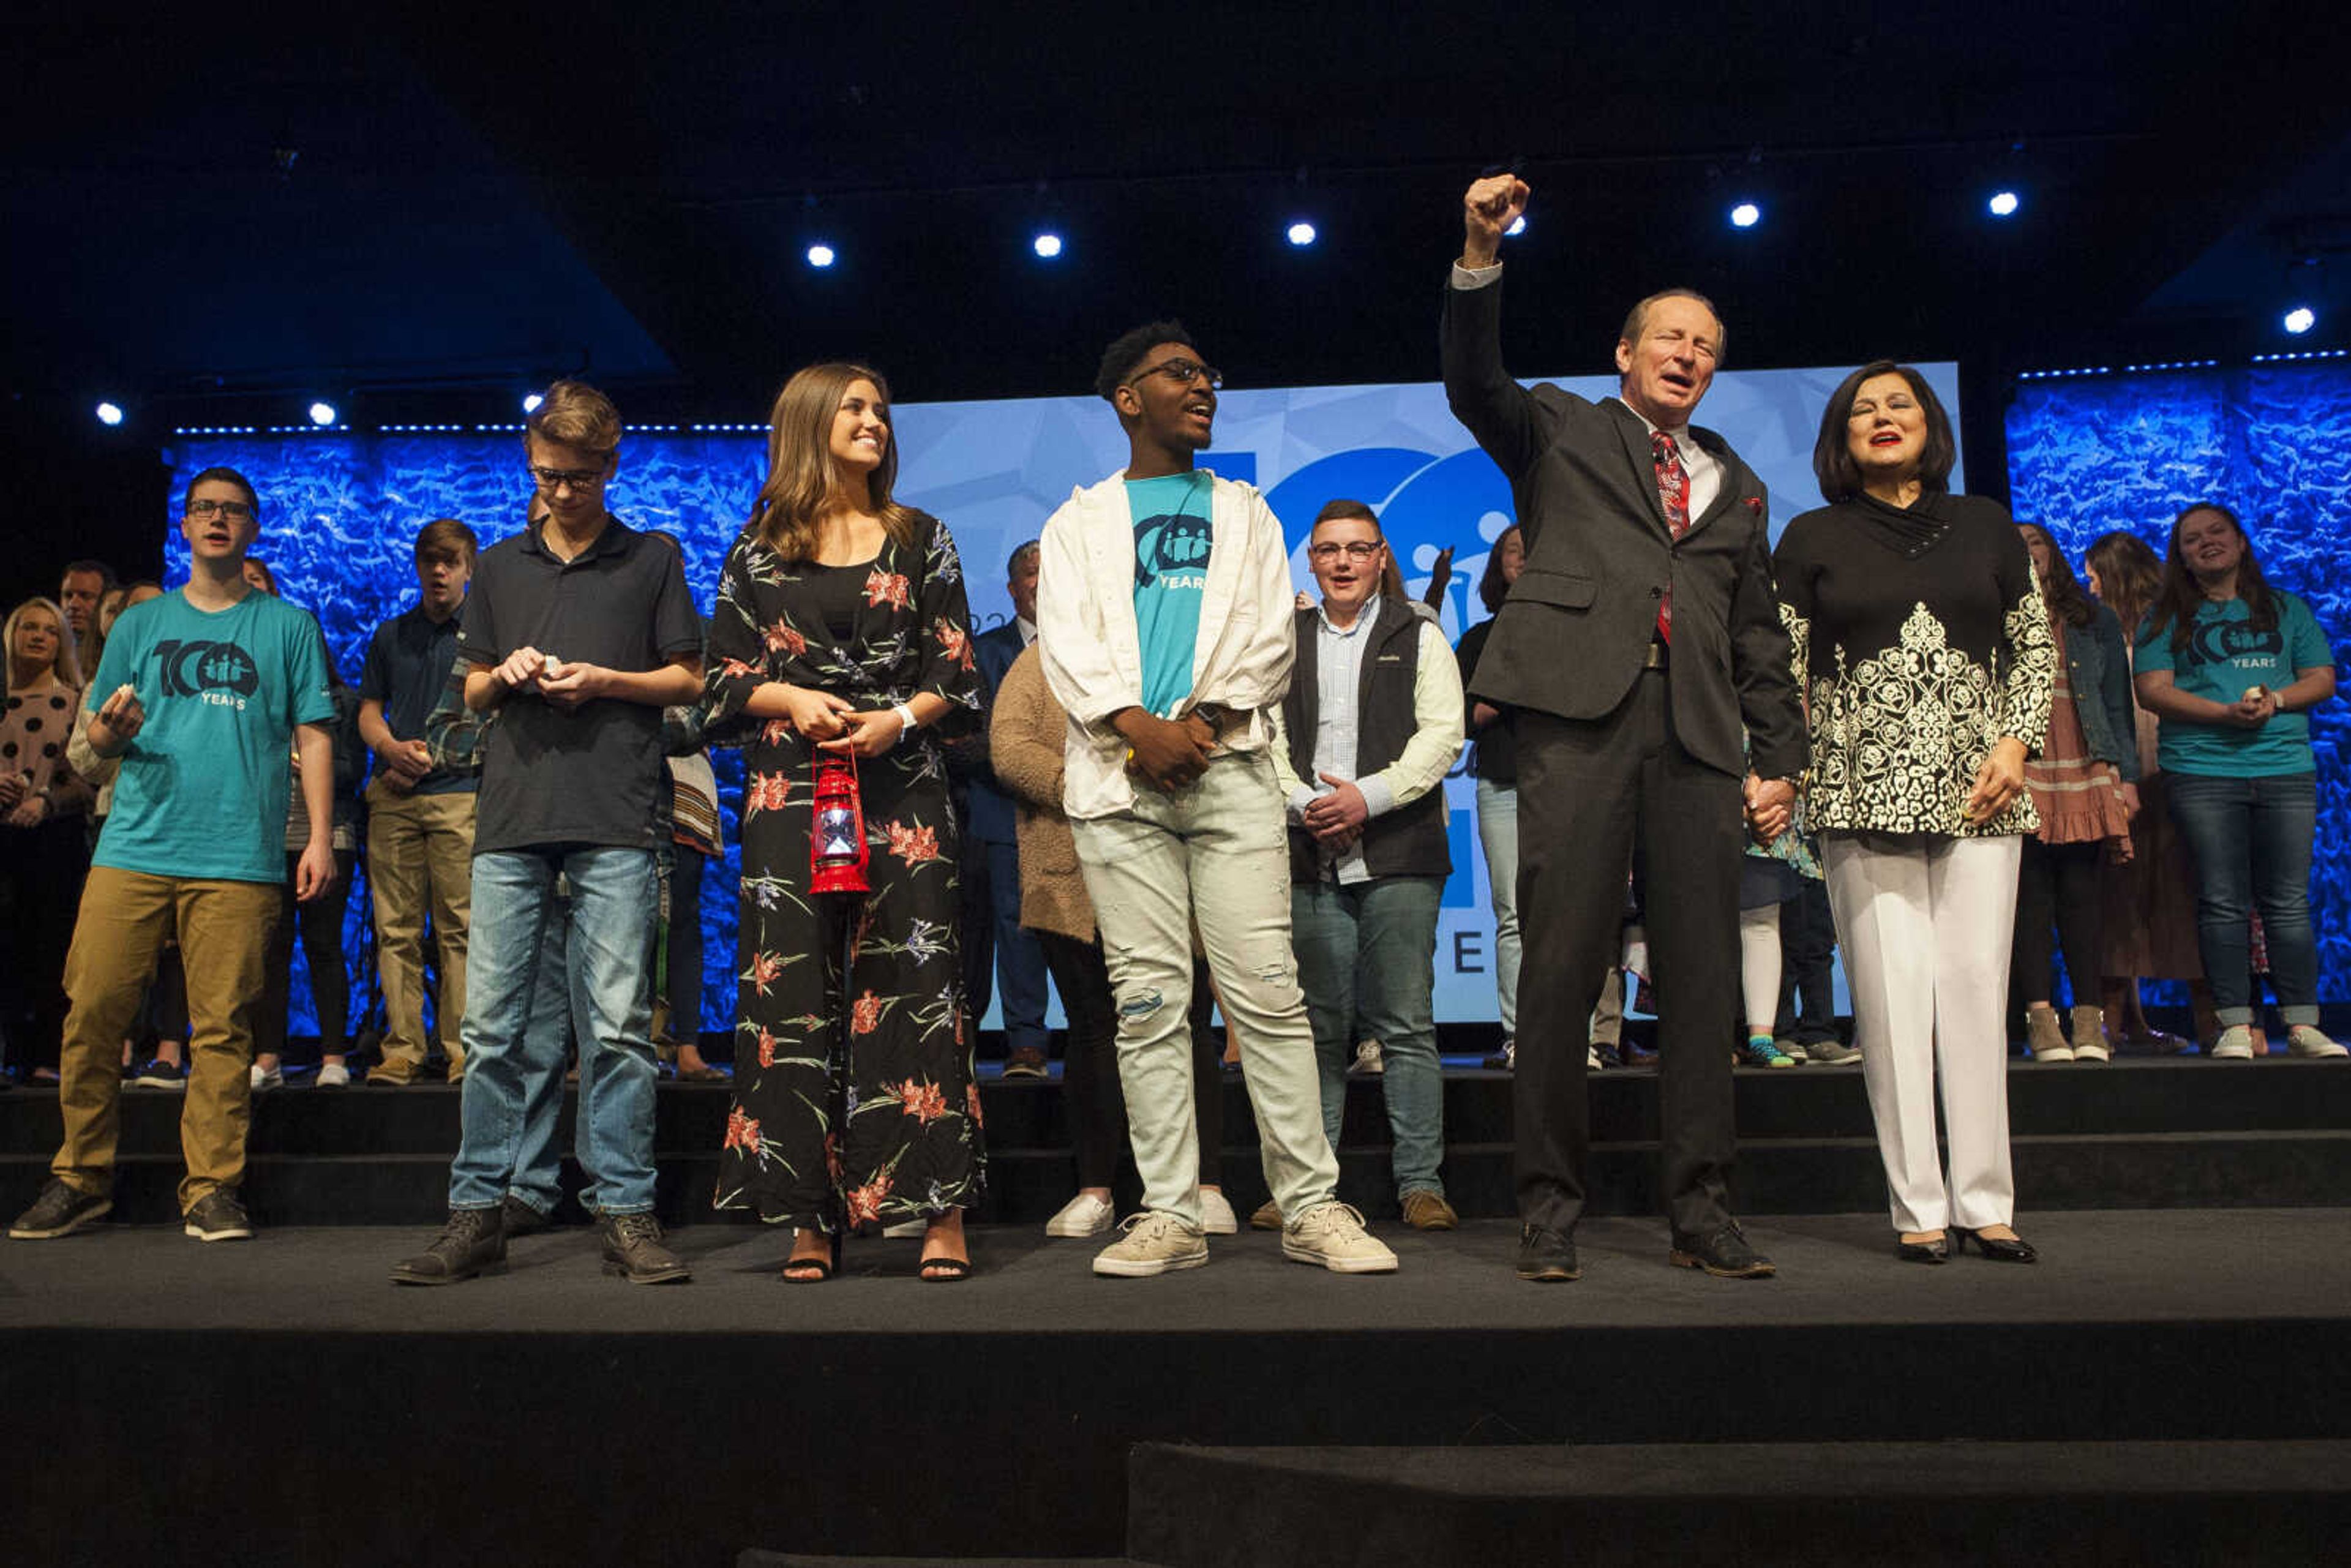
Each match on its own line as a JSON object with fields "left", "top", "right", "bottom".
{"left": 1125, "top": 358, "right": 1223, "bottom": 391}
{"left": 184, "top": 498, "right": 255, "bottom": 521}
{"left": 528, "top": 465, "right": 609, "bottom": 492}
{"left": 1308, "top": 541, "right": 1382, "bottom": 563}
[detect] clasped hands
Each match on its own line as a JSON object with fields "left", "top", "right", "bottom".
{"left": 1743, "top": 773, "right": 1794, "bottom": 846}
{"left": 492, "top": 646, "right": 614, "bottom": 713}
{"left": 774, "top": 683, "right": 907, "bottom": 759}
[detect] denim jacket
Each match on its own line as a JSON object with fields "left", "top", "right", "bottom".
{"left": 2066, "top": 602, "right": 2140, "bottom": 783}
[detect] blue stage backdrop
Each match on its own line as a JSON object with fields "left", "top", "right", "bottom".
{"left": 166, "top": 362, "right": 1959, "bottom": 1039}
{"left": 2006, "top": 362, "right": 2351, "bottom": 999}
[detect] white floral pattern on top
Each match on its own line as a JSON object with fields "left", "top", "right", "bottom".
{"left": 1788, "top": 595, "right": 2054, "bottom": 838}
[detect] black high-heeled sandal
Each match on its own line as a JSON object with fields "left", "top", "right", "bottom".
{"left": 919, "top": 1220, "right": 972, "bottom": 1283}
{"left": 1954, "top": 1228, "right": 2038, "bottom": 1264}
{"left": 782, "top": 1230, "right": 840, "bottom": 1283}
{"left": 1897, "top": 1234, "right": 1950, "bottom": 1264}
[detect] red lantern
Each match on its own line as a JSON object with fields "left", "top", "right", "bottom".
{"left": 809, "top": 751, "right": 869, "bottom": 895}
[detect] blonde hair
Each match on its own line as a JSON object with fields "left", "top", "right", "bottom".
{"left": 748, "top": 362, "right": 917, "bottom": 563}
{"left": 525, "top": 379, "right": 622, "bottom": 456}
{"left": 6, "top": 596, "right": 81, "bottom": 691}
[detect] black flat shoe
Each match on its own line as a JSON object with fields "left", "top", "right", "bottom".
{"left": 1954, "top": 1228, "right": 2038, "bottom": 1264}
{"left": 1515, "top": 1223, "right": 1580, "bottom": 1282}
{"left": 1897, "top": 1234, "right": 1950, "bottom": 1264}
{"left": 1670, "top": 1220, "right": 1777, "bottom": 1278}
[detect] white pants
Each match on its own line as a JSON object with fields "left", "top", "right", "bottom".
{"left": 1071, "top": 751, "right": 1339, "bottom": 1228}
{"left": 1739, "top": 904, "right": 1781, "bottom": 1035}
{"left": 1821, "top": 834, "right": 2022, "bottom": 1235}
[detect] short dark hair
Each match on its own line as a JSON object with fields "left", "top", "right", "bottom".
{"left": 60, "top": 559, "right": 116, "bottom": 591}
{"left": 415, "top": 517, "right": 479, "bottom": 567}
{"left": 1477, "top": 525, "right": 1521, "bottom": 614}
{"left": 1311, "top": 498, "right": 1380, "bottom": 531}
{"left": 1095, "top": 321, "right": 1196, "bottom": 402}
{"left": 1810, "top": 361, "right": 1957, "bottom": 504}
{"left": 1005, "top": 539, "right": 1040, "bottom": 576}
{"left": 1619, "top": 289, "right": 1727, "bottom": 366}
{"left": 184, "top": 465, "right": 261, "bottom": 521}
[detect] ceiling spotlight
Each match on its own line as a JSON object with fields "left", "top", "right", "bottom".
{"left": 1286, "top": 220, "right": 1317, "bottom": 247}
{"left": 805, "top": 242, "right": 836, "bottom": 269}
{"left": 2284, "top": 305, "right": 2317, "bottom": 336}
{"left": 522, "top": 392, "right": 544, "bottom": 415}
{"left": 1987, "top": 189, "right": 2021, "bottom": 218}
{"left": 307, "top": 400, "right": 338, "bottom": 427}
{"left": 1505, "top": 214, "right": 1527, "bottom": 237}
{"left": 1032, "top": 231, "right": 1063, "bottom": 259}
{"left": 95, "top": 401, "right": 124, "bottom": 427}
{"left": 1729, "top": 202, "right": 1761, "bottom": 230}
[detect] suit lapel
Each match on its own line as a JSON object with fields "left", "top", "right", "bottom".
{"left": 1679, "top": 429, "right": 1742, "bottom": 542}
{"left": 1608, "top": 401, "right": 1674, "bottom": 541}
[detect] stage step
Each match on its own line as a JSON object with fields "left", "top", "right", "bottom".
{"left": 4, "top": 1059, "right": 2347, "bottom": 1226}
{"left": 1126, "top": 1440, "right": 2351, "bottom": 1567}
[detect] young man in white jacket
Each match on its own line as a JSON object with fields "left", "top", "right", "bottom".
{"left": 1037, "top": 321, "right": 1397, "bottom": 1277}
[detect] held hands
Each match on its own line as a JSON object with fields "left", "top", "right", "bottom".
{"left": 294, "top": 838, "right": 337, "bottom": 903}
{"left": 1462, "top": 174, "right": 1530, "bottom": 268}
{"left": 1962, "top": 737, "right": 2030, "bottom": 825}
{"left": 818, "top": 708, "right": 909, "bottom": 759}
{"left": 0, "top": 771, "right": 23, "bottom": 809}
{"left": 1117, "top": 710, "right": 1213, "bottom": 792}
{"left": 778, "top": 684, "right": 856, "bottom": 741}
{"left": 1743, "top": 774, "right": 1794, "bottom": 846}
{"left": 91, "top": 683, "right": 146, "bottom": 754}
{"left": 1304, "top": 772, "right": 1370, "bottom": 847}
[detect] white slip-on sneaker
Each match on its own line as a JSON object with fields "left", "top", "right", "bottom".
{"left": 1093, "top": 1211, "right": 1209, "bottom": 1278}
{"left": 1281, "top": 1201, "right": 1398, "bottom": 1274}
{"left": 2210, "top": 1024, "right": 2257, "bottom": 1060}
{"left": 1044, "top": 1191, "right": 1116, "bottom": 1238}
{"left": 2287, "top": 1025, "right": 2348, "bottom": 1059}
{"left": 315, "top": 1062, "right": 352, "bottom": 1088}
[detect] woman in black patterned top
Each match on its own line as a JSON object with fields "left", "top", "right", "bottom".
{"left": 704, "top": 362, "right": 985, "bottom": 1280}
{"left": 1773, "top": 362, "right": 2053, "bottom": 1264}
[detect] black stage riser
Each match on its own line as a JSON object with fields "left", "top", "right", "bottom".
{"left": 10, "top": 1320, "right": 2348, "bottom": 1567}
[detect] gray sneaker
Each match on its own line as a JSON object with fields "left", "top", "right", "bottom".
{"left": 1092, "top": 1211, "right": 1209, "bottom": 1277}
{"left": 1801, "top": 1037, "right": 1863, "bottom": 1065}
{"left": 1282, "top": 1201, "right": 1398, "bottom": 1274}
{"left": 2287, "top": 1025, "right": 2348, "bottom": 1059}
{"left": 9, "top": 1177, "right": 111, "bottom": 1240}
{"left": 183, "top": 1188, "right": 253, "bottom": 1242}
{"left": 601, "top": 1212, "right": 691, "bottom": 1284}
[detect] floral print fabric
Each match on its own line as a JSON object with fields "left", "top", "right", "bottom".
{"left": 705, "top": 512, "right": 986, "bottom": 1229}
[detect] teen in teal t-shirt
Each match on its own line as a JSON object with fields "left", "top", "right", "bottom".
{"left": 2134, "top": 592, "right": 2331, "bottom": 777}
{"left": 89, "top": 588, "right": 336, "bottom": 883}
{"left": 1126, "top": 469, "right": 1213, "bottom": 716}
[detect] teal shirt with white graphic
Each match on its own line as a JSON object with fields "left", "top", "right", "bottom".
{"left": 1126, "top": 470, "right": 1214, "bottom": 717}
{"left": 2135, "top": 591, "right": 2333, "bottom": 778}
{"left": 89, "top": 588, "right": 336, "bottom": 883}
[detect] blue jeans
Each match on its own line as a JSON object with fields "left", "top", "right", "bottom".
{"left": 452, "top": 847, "right": 661, "bottom": 1215}
{"left": 1291, "top": 874, "right": 1447, "bottom": 1199}
{"left": 1474, "top": 778, "right": 1521, "bottom": 1035}
{"left": 2166, "top": 771, "right": 2320, "bottom": 1026}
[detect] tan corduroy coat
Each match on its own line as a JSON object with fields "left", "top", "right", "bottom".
{"left": 988, "top": 643, "right": 1097, "bottom": 943}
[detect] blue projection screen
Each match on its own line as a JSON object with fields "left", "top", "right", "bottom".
{"left": 168, "top": 364, "right": 1959, "bottom": 1035}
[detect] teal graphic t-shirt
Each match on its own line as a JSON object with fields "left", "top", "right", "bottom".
{"left": 2135, "top": 591, "right": 2332, "bottom": 778}
{"left": 1126, "top": 470, "right": 1214, "bottom": 717}
{"left": 89, "top": 588, "right": 336, "bottom": 883}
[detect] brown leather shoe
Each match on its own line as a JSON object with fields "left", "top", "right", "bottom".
{"left": 1401, "top": 1190, "right": 1458, "bottom": 1231}
{"left": 1248, "top": 1199, "right": 1283, "bottom": 1231}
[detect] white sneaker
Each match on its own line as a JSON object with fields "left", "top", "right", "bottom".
{"left": 1045, "top": 1191, "right": 1116, "bottom": 1238}
{"left": 1197, "top": 1188, "right": 1239, "bottom": 1234}
{"left": 1281, "top": 1201, "right": 1398, "bottom": 1274}
{"left": 1093, "top": 1211, "right": 1209, "bottom": 1277}
{"left": 1351, "top": 1039, "right": 1384, "bottom": 1076}
{"left": 2287, "top": 1025, "right": 2349, "bottom": 1059}
{"left": 315, "top": 1062, "right": 351, "bottom": 1088}
{"left": 250, "top": 1063, "right": 283, "bottom": 1092}
{"left": 2210, "top": 1024, "right": 2257, "bottom": 1060}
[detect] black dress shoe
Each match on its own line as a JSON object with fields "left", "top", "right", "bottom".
{"left": 1897, "top": 1234, "right": 1951, "bottom": 1264}
{"left": 1515, "top": 1224, "right": 1580, "bottom": 1282}
{"left": 1954, "top": 1227, "right": 2038, "bottom": 1264}
{"left": 1670, "top": 1221, "right": 1777, "bottom": 1278}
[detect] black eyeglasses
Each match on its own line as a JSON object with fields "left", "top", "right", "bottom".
{"left": 1127, "top": 358, "right": 1223, "bottom": 391}
{"left": 186, "top": 498, "right": 255, "bottom": 521}
{"left": 1308, "top": 541, "right": 1382, "bottom": 563}
{"left": 528, "top": 465, "right": 609, "bottom": 492}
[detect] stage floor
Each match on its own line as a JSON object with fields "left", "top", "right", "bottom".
{"left": 7, "top": 1207, "right": 2348, "bottom": 1334}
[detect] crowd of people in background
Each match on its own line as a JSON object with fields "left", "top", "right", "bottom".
{"left": 3, "top": 174, "right": 2342, "bottom": 1286}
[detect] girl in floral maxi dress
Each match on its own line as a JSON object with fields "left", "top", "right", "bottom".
{"left": 705, "top": 362, "right": 984, "bottom": 1280}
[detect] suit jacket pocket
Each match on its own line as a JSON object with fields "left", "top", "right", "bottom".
{"left": 1507, "top": 567, "right": 1597, "bottom": 610}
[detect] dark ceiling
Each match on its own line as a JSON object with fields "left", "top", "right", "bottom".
{"left": 8, "top": 1, "right": 2349, "bottom": 432}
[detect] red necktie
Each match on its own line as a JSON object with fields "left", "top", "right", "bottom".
{"left": 1652, "top": 430, "right": 1690, "bottom": 643}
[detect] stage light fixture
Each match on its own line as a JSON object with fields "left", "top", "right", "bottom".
{"left": 307, "top": 400, "right": 337, "bottom": 427}
{"left": 1286, "top": 221, "right": 1317, "bottom": 247}
{"left": 522, "top": 392, "right": 544, "bottom": 414}
{"left": 1988, "top": 190, "right": 2020, "bottom": 218}
{"left": 95, "top": 401, "right": 124, "bottom": 427}
{"left": 2284, "top": 306, "right": 2317, "bottom": 335}
{"left": 1032, "top": 231, "right": 1063, "bottom": 259}
{"left": 1505, "top": 214, "right": 1526, "bottom": 237}
{"left": 806, "top": 242, "right": 836, "bottom": 269}
{"left": 1730, "top": 202, "right": 1761, "bottom": 230}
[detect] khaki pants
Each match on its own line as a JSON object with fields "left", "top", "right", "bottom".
{"left": 53, "top": 867, "right": 281, "bottom": 1211}
{"left": 366, "top": 781, "right": 474, "bottom": 1080}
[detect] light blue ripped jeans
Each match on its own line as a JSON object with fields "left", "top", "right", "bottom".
{"left": 1072, "top": 749, "right": 1341, "bottom": 1229}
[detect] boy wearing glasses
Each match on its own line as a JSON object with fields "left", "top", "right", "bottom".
{"left": 12, "top": 466, "right": 336, "bottom": 1244}
{"left": 391, "top": 381, "right": 703, "bottom": 1286}
{"left": 1270, "top": 500, "right": 1464, "bottom": 1232}
{"left": 1037, "top": 321, "right": 1396, "bottom": 1277}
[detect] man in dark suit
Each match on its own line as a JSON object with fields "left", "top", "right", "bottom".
{"left": 1441, "top": 173, "right": 1807, "bottom": 1283}
{"left": 959, "top": 541, "right": 1054, "bottom": 1076}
